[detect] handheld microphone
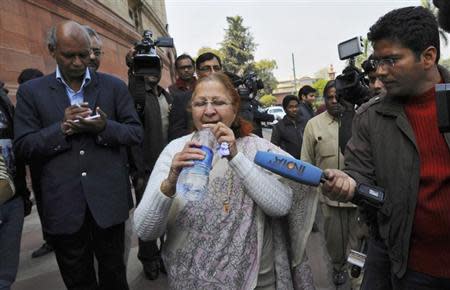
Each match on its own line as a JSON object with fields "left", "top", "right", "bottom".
{"left": 435, "top": 84, "right": 450, "bottom": 133}
{"left": 254, "top": 150, "right": 325, "bottom": 186}
{"left": 254, "top": 151, "right": 385, "bottom": 208}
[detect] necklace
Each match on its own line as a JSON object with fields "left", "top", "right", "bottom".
{"left": 223, "top": 198, "right": 230, "bottom": 214}
{"left": 222, "top": 173, "right": 233, "bottom": 214}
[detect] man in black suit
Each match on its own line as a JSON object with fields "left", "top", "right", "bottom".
{"left": 14, "top": 21, "right": 142, "bottom": 290}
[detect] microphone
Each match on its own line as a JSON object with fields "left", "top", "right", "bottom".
{"left": 254, "top": 151, "right": 385, "bottom": 208}
{"left": 436, "top": 84, "right": 450, "bottom": 133}
{"left": 254, "top": 150, "right": 325, "bottom": 186}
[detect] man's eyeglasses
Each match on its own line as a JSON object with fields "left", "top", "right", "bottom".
{"left": 197, "top": 65, "right": 221, "bottom": 73}
{"left": 90, "top": 48, "right": 104, "bottom": 57}
{"left": 369, "top": 58, "right": 397, "bottom": 70}
{"left": 191, "top": 99, "right": 232, "bottom": 109}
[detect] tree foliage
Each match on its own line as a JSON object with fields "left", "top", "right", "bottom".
{"left": 312, "top": 79, "right": 328, "bottom": 97}
{"left": 196, "top": 47, "right": 225, "bottom": 62}
{"left": 220, "top": 16, "right": 257, "bottom": 75}
{"left": 215, "top": 15, "right": 278, "bottom": 96}
{"left": 259, "top": 94, "right": 277, "bottom": 107}
{"left": 253, "top": 59, "right": 278, "bottom": 95}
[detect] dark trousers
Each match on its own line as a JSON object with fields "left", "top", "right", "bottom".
{"left": 392, "top": 269, "right": 450, "bottom": 290}
{"left": 48, "top": 210, "right": 128, "bottom": 290}
{"left": 361, "top": 238, "right": 450, "bottom": 290}
{"left": 0, "top": 197, "right": 24, "bottom": 290}
{"left": 135, "top": 185, "right": 161, "bottom": 267}
{"left": 361, "top": 238, "right": 392, "bottom": 290}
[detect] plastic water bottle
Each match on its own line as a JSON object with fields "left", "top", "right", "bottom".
{"left": 176, "top": 128, "right": 215, "bottom": 201}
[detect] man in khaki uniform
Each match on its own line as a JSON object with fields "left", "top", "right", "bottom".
{"left": 301, "top": 80, "right": 364, "bottom": 289}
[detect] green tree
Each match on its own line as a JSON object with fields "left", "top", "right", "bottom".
{"left": 220, "top": 16, "right": 257, "bottom": 74}
{"left": 259, "top": 94, "right": 277, "bottom": 107}
{"left": 217, "top": 15, "right": 278, "bottom": 96}
{"left": 355, "top": 37, "right": 372, "bottom": 68}
{"left": 253, "top": 59, "right": 278, "bottom": 95}
{"left": 196, "top": 47, "right": 225, "bottom": 61}
{"left": 421, "top": 0, "right": 448, "bottom": 45}
{"left": 312, "top": 78, "right": 328, "bottom": 97}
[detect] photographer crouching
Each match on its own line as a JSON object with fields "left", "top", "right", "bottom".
{"left": 323, "top": 6, "right": 450, "bottom": 290}
{"left": 126, "top": 30, "right": 173, "bottom": 280}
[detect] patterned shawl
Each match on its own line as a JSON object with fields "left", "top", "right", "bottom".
{"left": 162, "top": 136, "right": 318, "bottom": 290}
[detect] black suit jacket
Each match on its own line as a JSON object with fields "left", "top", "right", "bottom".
{"left": 14, "top": 71, "right": 143, "bottom": 234}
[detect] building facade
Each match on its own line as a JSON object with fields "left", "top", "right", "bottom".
{"left": 1, "top": 0, "right": 176, "bottom": 102}
{"left": 272, "top": 76, "right": 318, "bottom": 104}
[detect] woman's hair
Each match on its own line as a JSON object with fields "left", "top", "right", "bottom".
{"left": 192, "top": 72, "right": 253, "bottom": 137}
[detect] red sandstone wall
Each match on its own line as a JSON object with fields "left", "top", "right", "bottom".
{"left": 0, "top": 0, "right": 176, "bottom": 103}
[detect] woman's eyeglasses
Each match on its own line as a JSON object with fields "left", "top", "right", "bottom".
{"left": 192, "top": 99, "right": 232, "bottom": 109}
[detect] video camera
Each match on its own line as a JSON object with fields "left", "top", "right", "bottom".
{"left": 335, "top": 37, "right": 370, "bottom": 106}
{"left": 233, "top": 72, "right": 264, "bottom": 101}
{"left": 225, "top": 71, "right": 272, "bottom": 136}
{"left": 132, "top": 30, "right": 174, "bottom": 76}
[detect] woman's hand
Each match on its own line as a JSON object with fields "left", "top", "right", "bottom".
{"left": 202, "top": 122, "right": 238, "bottom": 160}
{"left": 161, "top": 141, "right": 205, "bottom": 197}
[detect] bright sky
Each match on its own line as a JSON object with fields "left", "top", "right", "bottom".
{"left": 165, "top": 0, "right": 450, "bottom": 81}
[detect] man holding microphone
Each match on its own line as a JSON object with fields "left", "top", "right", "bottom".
{"left": 323, "top": 6, "right": 450, "bottom": 289}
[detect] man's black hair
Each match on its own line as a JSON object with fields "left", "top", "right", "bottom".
{"left": 175, "top": 54, "right": 195, "bottom": 69}
{"left": 434, "top": 0, "right": 450, "bottom": 32}
{"left": 368, "top": 6, "right": 440, "bottom": 63}
{"left": 18, "top": 68, "right": 44, "bottom": 84}
{"left": 362, "top": 55, "right": 376, "bottom": 74}
{"left": 282, "top": 94, "right": 299, "bottom": 110}
{"left": 323, "top": 80, "right": 336, "bottom": 99}
{"left": 196, "top": 52, "right": 222, "bottom": 70}
{"left": 298, "top": 85, "right": 316, "bottom": 98}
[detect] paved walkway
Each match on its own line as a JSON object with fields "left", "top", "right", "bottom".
{"left": 11, "top": 129, "right": 353, "bottom": 290}
{"left": 12, "top": 207, "right": 168, "bottom": 290}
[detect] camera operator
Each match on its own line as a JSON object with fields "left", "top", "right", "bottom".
{"left": 362, "top": 55, "right": 386, "bottom": 99}
{"left": 126, "top": 32, "right": 173, "bottom": 280}
{"left": 323, "top": 6, "right": 450, "bottom": 289}
{"left": 227, "top": 71, "right": 274, "bottom": 137}
{"left": 251, "top": 99, "right": 274, "bottom": 137}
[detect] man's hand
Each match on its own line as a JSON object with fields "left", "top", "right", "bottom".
{"left": 322, "top": 169, "right": 357, "bottom": 203}
{"left": 64, "top": 107, "right": 107, "bottom": 135}
{"left": 61, "top": 103, "right": 92, "bottom": 135}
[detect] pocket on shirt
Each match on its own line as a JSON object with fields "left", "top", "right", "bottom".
{"left": 317, "top": 140, "right": 337, "bottom": 157}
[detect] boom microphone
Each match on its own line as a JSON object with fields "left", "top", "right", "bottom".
{"left": 254, "top": 151, "right": 385, "bottom": 208}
